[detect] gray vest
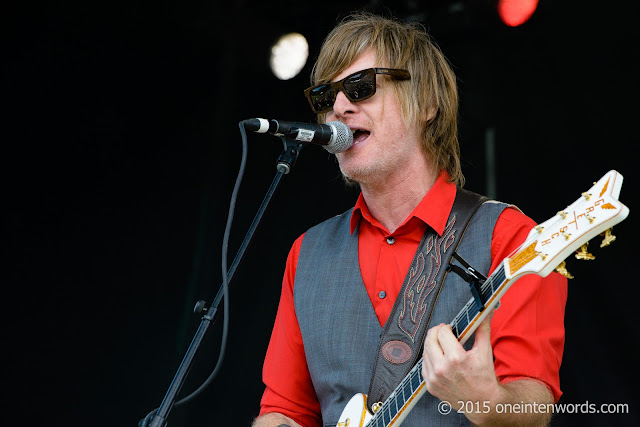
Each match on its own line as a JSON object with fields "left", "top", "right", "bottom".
{"left": 294, "top": 196, "right": 507, "bottom": 427}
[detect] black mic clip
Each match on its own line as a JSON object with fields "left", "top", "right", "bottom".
{"left": 276, "top": 136, "right": 303, "bottom": 174}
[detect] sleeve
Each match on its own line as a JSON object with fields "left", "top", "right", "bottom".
{"left": 488, "top": 207, "right": 568, "bottom": 402}
{"left": 258, "top": 233, "right": 323, "bottom": 427}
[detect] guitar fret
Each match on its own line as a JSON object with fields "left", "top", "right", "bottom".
{"left": 471, "top": 297, "right": 480, "bottom": 314}
{"left": 455, "top": 310, "right": 468, "bottom": 337}
{"left": 388, "top": 394, "right": 397, "bottom": 417}
{"left": 410, "top": 368, "right": 420, "bottom": 391}
{"left": 394, "top": 387, "right": 407, "bottom": 411}
{"left": 451, "top": 321, "right": 459, "bottom": 338}
{"left": 402, "top": 379, "right": 411, "bottom": 403}
{"left": 483, "top": 265, "right": 505, "bottom": 297}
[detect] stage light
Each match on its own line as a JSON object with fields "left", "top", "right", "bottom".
{"left": 497, "top": 0, "right": 538, "bottom": 27}
{"left": 270, "top": 33, "right": 309, "bottom": 80}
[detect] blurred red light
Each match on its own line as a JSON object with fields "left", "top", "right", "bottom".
{"left": 498, "top": 0, "right": 539, "bottom": 27}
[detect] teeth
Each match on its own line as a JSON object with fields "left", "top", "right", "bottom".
{"left": 350, "top": 128, "right": 370, "bottom": 136}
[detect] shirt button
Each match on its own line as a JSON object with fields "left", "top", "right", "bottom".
{"left": 386, "top": 237, "right": 395, "bottom": 245}
{"left": 378, "top": 291, "right": 386, "bottom": 299}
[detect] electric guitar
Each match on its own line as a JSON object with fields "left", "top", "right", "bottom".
{"left": 336, "top": 169, "right": 629, "bottom": 427}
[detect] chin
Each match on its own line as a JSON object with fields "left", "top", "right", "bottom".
{"left": 339, "top": 163, "right": 378, "bottom": 185}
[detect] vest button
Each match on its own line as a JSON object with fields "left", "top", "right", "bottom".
{"left": 378, "top": 291, "right": 386, "bottom": 299}
{"left": 386, "top": 237, "right": 395, "bottom": 245}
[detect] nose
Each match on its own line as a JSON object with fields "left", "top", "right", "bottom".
{"left": 330, "top": 89, "right": 358, "bottom": 119}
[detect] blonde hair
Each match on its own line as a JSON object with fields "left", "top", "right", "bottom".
{"left": 311, "top": 13, "right": 464, "bottom": 186}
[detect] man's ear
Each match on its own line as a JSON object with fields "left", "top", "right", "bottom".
{"left": 425, "top": 105, "right": 437, "bottom": 123}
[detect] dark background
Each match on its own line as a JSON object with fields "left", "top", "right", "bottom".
{"left": 5, "top": 0, "right": 638, "bottom": 426}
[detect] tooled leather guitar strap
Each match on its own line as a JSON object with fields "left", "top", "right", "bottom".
{"left": 366, "top": 188, "right": 488, "bottom": 412}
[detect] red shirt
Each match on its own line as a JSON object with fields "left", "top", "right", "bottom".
{"left": 259, "top": 173, "right": 567, "bottom": 427}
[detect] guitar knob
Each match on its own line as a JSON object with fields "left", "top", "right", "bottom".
{"left": 575, "top": 243, "right": 595, "bottom": 261}
{"left": 555, "top": 261, "right": 574, "bottom": 279}
{"left": 600, "top": 228, "right": 616, "bottom": 247}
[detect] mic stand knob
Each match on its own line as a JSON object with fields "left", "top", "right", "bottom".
{"left": 193, "top": 300, "right": 208, "bottom": 316}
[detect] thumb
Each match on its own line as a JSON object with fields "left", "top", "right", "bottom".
{"left": 472, "top": 309, "right": 495, "bottom": 351}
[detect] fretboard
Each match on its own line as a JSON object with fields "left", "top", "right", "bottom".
{"left": 365, "top": 263, "right": 509, "bottom": 427}
{"left": 450, "top": 264, "right": 507, "bottom": 343}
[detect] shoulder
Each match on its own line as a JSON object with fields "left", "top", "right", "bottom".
{"left": 303, "top": 208, "right": 353, "bottom": 241}
{"left": 287, "top": 208, "right": 354, "bottom": 272}
{"left": 495, "top": 206, "right": 536, "bottom": 237}
{"left": 491, "top": 206, "right": 536, "bottom": 260}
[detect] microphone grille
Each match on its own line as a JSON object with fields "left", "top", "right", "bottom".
{"left": 325, "top": 121, "right": 353, "bottom": 154}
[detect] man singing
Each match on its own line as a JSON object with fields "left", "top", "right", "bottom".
{"left": 253, "top": 13, "right": 567, "bottom": 427}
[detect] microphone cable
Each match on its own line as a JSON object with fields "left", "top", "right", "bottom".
{"left": 139, "top": 121, "right": 248, "bottom": 426}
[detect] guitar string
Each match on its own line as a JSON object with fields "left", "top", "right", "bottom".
{"left": 370, "top": 361, "right": 422, "bottom": 425}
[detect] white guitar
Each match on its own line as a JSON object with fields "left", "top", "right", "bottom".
{"left": 336, "top": 170, "right": 629, "bottom": 427}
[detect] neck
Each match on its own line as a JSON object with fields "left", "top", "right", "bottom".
{"left": 360, "top": 165, "right": 439, "bottom": 234}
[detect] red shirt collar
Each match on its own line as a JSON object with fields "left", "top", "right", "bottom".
{"left": 350, "top": 170, "right": 457, "bottom": 236}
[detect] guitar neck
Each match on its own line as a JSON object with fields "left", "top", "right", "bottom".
{"left": 366, "top": 263, "right": 512, "bottom": 427}
{"left": 450, "top": 263, "right": 508, "bottom": 345}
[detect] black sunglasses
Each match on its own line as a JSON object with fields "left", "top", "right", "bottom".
{"left": 304, "top": 68, "right": 411, "bottom": 114}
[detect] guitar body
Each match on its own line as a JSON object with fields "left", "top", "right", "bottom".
{"left": 336, "top": 393, "right": 372, "bottom": 427}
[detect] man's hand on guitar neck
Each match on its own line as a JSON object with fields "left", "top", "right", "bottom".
{"left": 422, "top": 310, "right": 553, "bottom": 426}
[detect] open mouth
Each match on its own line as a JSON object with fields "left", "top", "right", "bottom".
{"left": 351, "top": 128, "right": 371, "bottom": 145}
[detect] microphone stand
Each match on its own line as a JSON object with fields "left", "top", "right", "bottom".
{"left": 141, "top": 135, "right": 304, "bottom": 427}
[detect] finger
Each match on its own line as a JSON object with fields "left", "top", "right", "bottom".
{"left": 423, "top": 324, "right": 446, "bottom": 376}
{"left": 437, "top": 324, "right": 465, "bottom": 357}
{"left": 423, "top": 324, "right": 445, "bottom": 359}
{"left": 422, "top": 325, "right": 441, "bottom": 381}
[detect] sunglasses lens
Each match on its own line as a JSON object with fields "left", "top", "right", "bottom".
{"left": 343, "top": 70, "right": 375, "bottom": 101}
{"left": 308, "top": 84, "right": 335, "bottom": 113}
{"left": 306, "top": 69, "right": 379, "bottom": 113}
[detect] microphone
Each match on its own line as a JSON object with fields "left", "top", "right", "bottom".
{"left": 241, "top": 118, "right": 353, "bottom": 153}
